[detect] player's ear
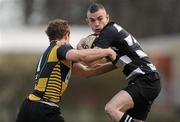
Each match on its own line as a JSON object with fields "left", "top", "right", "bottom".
{"left": 86, "top": 18, "right": 89, "bottom": 24}
{"left": 64, "top": 32, "right": 70, "bottom": 42}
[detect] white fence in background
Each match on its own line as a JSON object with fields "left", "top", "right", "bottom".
{"left": 0, "top": 26, "right": 92, "bottom": 53}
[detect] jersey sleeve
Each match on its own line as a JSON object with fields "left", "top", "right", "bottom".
{"left": 93, "top": 25, "right": 118, "bottom": 48}
{"left": 57, "top": 44, "right": 73, "bottom": 60}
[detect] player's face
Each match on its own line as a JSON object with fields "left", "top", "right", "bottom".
{"left": 86, "top": 9, "right": 109, "bottom": 34}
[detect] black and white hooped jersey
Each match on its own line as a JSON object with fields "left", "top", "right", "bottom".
{"left": 93, "top": 22, "right": 157, "bottom": 80}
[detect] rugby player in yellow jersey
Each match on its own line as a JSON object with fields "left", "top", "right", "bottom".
{"left": 16, "top": 19, "right": 116, "bottom": 122}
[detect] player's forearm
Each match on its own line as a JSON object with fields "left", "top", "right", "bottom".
{"left": 66, "top": 48, "right": 114, "bottom": 63}
{"left": 84, "top": 62, "right": 117, "bottom": 77}
{"left": 72, "top": 62, "right": 117, "bottom": 78}
{"left": 77, "top": 48, "right": 114, "bottom": 63}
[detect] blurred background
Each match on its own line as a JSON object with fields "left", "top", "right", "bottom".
{"left": 0, "top": 0, "right": 180, "bottom": 122}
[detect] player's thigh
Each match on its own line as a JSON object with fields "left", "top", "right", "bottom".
{"left": 106, "top": 90, "right": 134, "bottom": 112}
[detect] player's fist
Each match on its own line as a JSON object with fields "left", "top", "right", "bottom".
{"left": 106, "top": 48, "right": 117, "bottom": 61}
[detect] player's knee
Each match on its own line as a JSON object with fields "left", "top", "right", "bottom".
{"left": 105, "top": 103, "right": 115, "bottom": 115}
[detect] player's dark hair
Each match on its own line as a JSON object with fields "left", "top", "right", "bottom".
{"left": 87, "top": 2, "right": 105, "bottom": 13}
{"left": 46, "top": 19, "right": 70, "bottom": 41}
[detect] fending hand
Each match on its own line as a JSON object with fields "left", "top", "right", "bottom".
{"left": 107, "top": 48, "right": 117, "bottom": 61}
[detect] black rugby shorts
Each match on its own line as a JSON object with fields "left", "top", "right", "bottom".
{"left": 124, "top": 72, "right": 161, "bottom": 121}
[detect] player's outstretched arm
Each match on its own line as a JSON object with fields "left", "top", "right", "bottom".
{"left": 72, "top": 62, "right": 117, "bottom": 78}
{"left": 56, "top": 40, "right": 116, "bottom": 64}
{"left": 66, "top": 48, "right": 116, "bottom": 64}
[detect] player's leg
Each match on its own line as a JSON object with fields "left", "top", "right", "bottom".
{"left": 105, "top": 73, "right": 161, "bottom": 122}
{"left": 104, "top": 90, "right": 135, "bottom": 122}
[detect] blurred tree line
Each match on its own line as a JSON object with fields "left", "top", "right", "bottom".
{"left": 23, "top": 0, "right": 180, "bottom": 37}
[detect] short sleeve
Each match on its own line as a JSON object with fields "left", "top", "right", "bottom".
{"left": 57, "top": 44, "right": 73, "bottom": 60}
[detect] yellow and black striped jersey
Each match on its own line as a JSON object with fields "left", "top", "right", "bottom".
{"left": 28, "top": 41, "right": 73, "bottom": 104}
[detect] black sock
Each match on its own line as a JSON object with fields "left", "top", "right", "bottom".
{"left": 119, "top": 113, "right": 134, "bottom": 122}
